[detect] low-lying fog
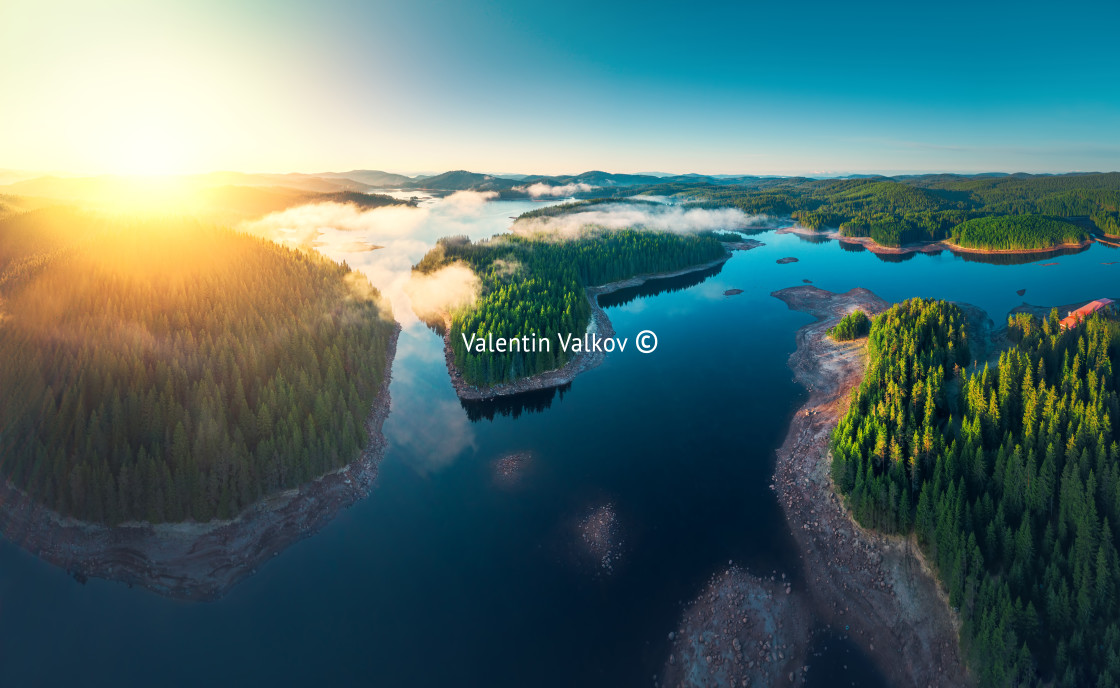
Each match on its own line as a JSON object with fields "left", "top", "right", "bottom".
{"left": 238, "top": 193, "right": 772, "bottom": 472}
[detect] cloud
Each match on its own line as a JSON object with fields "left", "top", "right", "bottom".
{"left": 240, "top": 201, "right": 428, "bottom": 249}
{"left": 240, "top": 195, "right": 508, "bottom": 328}
{"left": 511, "top": 203, "right": 772, "bottom": 238}
{"left": 386, "top": 395, "right": 476, "bottom": 473}
{"left": 382, "top": 326, "right": 478, "bottom": 473}
{"left": 514, "top": 182, "right": 597, "bottom": 198}
{"left": 403, "top": 262, "right": 480, "bottom": 323}
{"left": 442, "top": 190, "right": 499, "bottom": 211}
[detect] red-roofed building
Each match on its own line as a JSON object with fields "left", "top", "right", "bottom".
{"left": 1060, "top": 298, "right": 1115, "bottom": 329}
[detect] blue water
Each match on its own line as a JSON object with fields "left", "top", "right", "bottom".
{"left": 2, "top": 214, "right": 1117, "bottom": 687}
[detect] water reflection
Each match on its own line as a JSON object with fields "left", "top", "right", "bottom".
{"left": 598, "top": 263, "right": 725, "bottom": 309}
{"left": 460, "top": 384, "right": 571, "bottom": 422}
{"left": 870, "top": 250, "right": 920, "bottom": 263}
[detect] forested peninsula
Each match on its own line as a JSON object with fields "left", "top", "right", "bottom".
{"left": 412, "top": 228, "right": 730, "bottom": 393}
{"left": 0, "top": 208, "right": 398, "bottom": 526}
{"left": 830, "top": 297, "right": 1120, "bottom": 686}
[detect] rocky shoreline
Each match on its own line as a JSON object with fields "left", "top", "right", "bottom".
{"left": 445, "top": 252, "right": 749, "bottom": 400}
{"left": 0, "top": 324, "right": 401, "bottom": 601}
{"left": 769, "top": 286, "right": 970, "bottom": 687}
{"left": 661, "top": 286, "right": 971, "bottom": 688}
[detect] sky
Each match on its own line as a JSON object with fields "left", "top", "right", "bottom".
{"left": 2, "top": 0, "right": 1119, "bottom": 177}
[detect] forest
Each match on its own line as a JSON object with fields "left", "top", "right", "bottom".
{"left": 0, "top": 208, "right": 397, "bottom": 524}
{"left": 413, "top": 228, "right": 726, "bottom": 386}
{"left": 949, "top": 215, "right": 1089, "bottom": 251}
{"left": 583, "top": 173, "right": 1120, "bottom": 249}
{"left": 830, "top": 298, "right": 1120, "bottom": 686}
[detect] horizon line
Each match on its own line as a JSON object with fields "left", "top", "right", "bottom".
{"left": 3, "top": 167, "right": 1119, "bottom": 184}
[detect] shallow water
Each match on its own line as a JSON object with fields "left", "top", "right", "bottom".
{"left": 2, "top": 204, "right": 1117, "bottom": 686}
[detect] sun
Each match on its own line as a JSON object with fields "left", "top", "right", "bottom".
{"left": 107, "top": 121, "right": 195, "bottom": 177}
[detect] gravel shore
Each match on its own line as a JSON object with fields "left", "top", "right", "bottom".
{"left": 770, "top": 286, "right": 970, "bottom": 687}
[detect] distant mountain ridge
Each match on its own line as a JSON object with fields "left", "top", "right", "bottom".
{"left": 4, "top": 169, "right": 1118, "bottom": 206}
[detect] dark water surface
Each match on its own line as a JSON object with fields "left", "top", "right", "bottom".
{"left": 2, "top": 211, "right": 1118, "bottom": 686}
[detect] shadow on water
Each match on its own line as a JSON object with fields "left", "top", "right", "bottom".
{"left": 597, "top": 262, "right": 724, "bottom": 308}
{"left": 460, "top": 383, "right": 571, "bottom": 421}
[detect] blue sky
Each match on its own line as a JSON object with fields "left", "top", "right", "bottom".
{"left": 2, "top": 0, "right": 1118, "bottom": 175}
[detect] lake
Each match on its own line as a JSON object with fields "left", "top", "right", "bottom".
{"left": 2, "top": 198, "right": 1117, "bottom": 686}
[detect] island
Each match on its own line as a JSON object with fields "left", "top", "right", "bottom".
{"left": 0, "top": 206, "right": 399, "bottom": 598}
{"left": 411, "top": 227, "right": 741, "bottom": 398}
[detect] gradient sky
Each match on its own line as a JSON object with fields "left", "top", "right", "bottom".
{"left": 3, "top": 0, "right": 1119, "bottom": 176}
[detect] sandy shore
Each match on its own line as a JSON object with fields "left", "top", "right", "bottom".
{"left": 0, "top": 324, "right": 401, "bottom": 601}
{"left": 776, "top": 225, "right": 1094, "bottom": 257}
{"left": 768, "top": 286, "right": 970, "bottom": 687}
{"left": 446, "top": 251, "right": 750, "bottom": 400}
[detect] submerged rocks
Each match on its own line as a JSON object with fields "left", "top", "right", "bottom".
{"left": 662, "top": 567, "right": 812, "bottom": 687}
{"left": 724, "top": 288, "right": 745, "bottom": 296}
{"left": 576, "top": 502, "right": 623, "bottom": 576}
{"left": 492, "top": 451, "right": 532, "bottom": 488}
{"left": 776, "top": 257, "right": 799, "bottom": 264}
